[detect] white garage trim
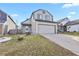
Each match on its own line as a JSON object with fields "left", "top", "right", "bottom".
{"left": 38, "top": 24, "right": 56, "bottom": 34}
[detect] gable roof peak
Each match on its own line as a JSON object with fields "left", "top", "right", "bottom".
{"left": 35, "top": 9, "right": 47, "bottom": 11}
{"left": 58, "top": 17, "right": 70, "bottom": 23}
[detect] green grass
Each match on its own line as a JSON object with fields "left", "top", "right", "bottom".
{"left": 61, "top": 32, "right": 79, "bottom": 36}
{"left": 0, "top": 34, "right": 76, "bottom": 56}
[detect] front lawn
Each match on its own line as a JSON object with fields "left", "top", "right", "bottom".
{"left": 0, "top": 34, "right": 76, "bottom": 56}
{"left": 61, "top": 32, "right": 79, "bottom": 36}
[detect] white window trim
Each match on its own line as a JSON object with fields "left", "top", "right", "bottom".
{"left": 45, "top": 15, "right": 50, "bottom": 20}
{"left": 37, "top": 14, "right": 43, "bottom": 20}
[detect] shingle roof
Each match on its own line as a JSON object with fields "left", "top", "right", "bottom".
{"left": 21, "top": 18, "right": 31, "bottom": 25}
{"left": 0, "top": 10, "right": 7, "bottom": 23}
{"left": 58, "top": 17, "right": 69, "bottom": 23}
{"left": 35, "top": 19, "right": 57, "bottom": 23}
{"left": 65, "top": 19, "right": 79, "bottom": 25}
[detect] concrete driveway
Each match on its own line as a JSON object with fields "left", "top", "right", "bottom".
{"left": 41, "top": 34, "right": 79, "bottom": 55}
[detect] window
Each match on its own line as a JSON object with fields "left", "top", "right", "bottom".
{"left": 37, "top": 14, "right": 43, "bottom": 20}
{"left": 68, "top": 26, "right": 70, "bottom": 29}
{"left": 42, "top": 11, "right": 45, "bottom": 14}
{"left": 26, "top": 28, "right": 28, "bottom": 30}
{"left": 45, "top": 15, "right": 50, "bottom": 20}
{"left": 26, "top": 27, "right": 28, "bottom": 30}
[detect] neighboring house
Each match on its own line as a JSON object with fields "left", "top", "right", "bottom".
{"left": 21, "top": 9, "right": 58, "bottom": 34}
{"left": 0, "top": 10, "right": 17, "bottom": 35}
{"left": 66, "top": 20, "right": 79, "bottom": 32}
{"left": 58, "top": 17, "right": 70, "bottom": 32}
{"left": 58, "top": 17, "right": 79, "bottom": 32}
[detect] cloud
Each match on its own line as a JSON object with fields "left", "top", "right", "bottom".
{"left": 62, "top": 3, "right": 79, "bottom": 8}
{"left": 67, "top": 11, "right": 76, "bottom": 18}
{"left": 11, "top": 14, "right": 19, "bottom": 17}
{"left": 69, "top": 11, "right": 76, "bottom": 15}
{"left": 67, "top": 15, "right": 72, "bottom": 18}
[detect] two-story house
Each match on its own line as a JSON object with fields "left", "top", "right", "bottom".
{"left": 21, "top": 9, "right": 57, "bottom": 34}
{"left": 0, "top": 10, "right": 17, "bottom": 35}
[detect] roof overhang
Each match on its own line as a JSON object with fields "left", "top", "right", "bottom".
{"left": 35, "top": 19, "right": 57, "bottom": 23}
{"left": 22, "top": 24, "right": 31, "bottom": 26}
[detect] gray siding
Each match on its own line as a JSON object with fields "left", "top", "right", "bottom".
{"left": 0, "top": 24, "right": 3, "bottom": 34}
{"left": 32, "top": 10, "right": 53, "bottom": 21}
{"left": 67, "top": 24, "right": 79, "bottom": 32}
{"left": 0, "top": 10, "right": 7, "bottom": 23}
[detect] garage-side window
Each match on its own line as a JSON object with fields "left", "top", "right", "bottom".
{"left": 67, "top": 26, "right": 71, "bottom": 30}
{"left": 37, "top": 14, "right": 43, "bottom": 20}
{"left": 45, "top": 15, "right": 50, "bottom": 20}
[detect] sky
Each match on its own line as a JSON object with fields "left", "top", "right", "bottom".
{"left": 0, "top": 3, "right": 79, "bottom": 25}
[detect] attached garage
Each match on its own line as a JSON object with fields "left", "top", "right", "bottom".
{"left": 38, "top": 24, "right": 56, "bottom": 34}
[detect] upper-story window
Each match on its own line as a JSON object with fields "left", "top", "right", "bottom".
{"left": 37, "top": 14, "right": 43, "bottom": 20}
{"left": 42, "top": 11, "right": 45, "bottom": 14}
{"left": 45, "top": 15, "right": 50, "bottom": 20}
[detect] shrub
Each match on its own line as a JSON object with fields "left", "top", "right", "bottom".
{"left": 17, "top": 37, "right": 24, "bottom": 41}
{"left": 26, "top": 32, "right": 31, "bottom": 35}
{"left": 73, "top": 31, "right": 76, "bottom": 32}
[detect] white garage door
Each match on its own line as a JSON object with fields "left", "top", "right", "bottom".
{"left": 38, "top": 24, "right": 56, "bottom": 34}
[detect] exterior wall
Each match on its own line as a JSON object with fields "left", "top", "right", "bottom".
{"left": 0, "top": 23, "right": 3, "bottom": 34}
{"left": 33, "top": 10, "right": 53, "bottom": 21}
{"left": 21, "top": 25, "right": 27, "bottom": 33}
{"left": 32, "top": 21, "right": 57, "bottom": 34}
{"left": 31, "top": 16, "right": 36, "bottom": 34}
{"left": 21, "top": 25, "right": 31, "bottom": 33}
{"left": 4, "top": 16, "right": 16, "bottom": 34}
{"left": 67, "top": 24, "right": 79, "bottom": 32}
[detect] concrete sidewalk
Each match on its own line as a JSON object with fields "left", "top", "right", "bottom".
{"left": 0, "top": 37, "right": 11, "bottom": 43}
{"left": 41, "top": 34, "right": 79, "bottom": 55}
